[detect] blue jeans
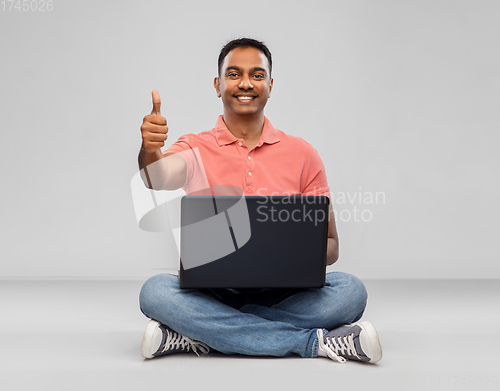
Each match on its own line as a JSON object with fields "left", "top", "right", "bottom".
{"left": 139, "top": 272, "right": 367, "bottom": 358}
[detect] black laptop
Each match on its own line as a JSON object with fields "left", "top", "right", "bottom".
{"left": 178, "top": 195, "right": 329, "bottom": 289}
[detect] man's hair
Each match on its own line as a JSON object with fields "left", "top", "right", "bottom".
{"left": 218, "top": 38, "right": 272, "bottom": 77}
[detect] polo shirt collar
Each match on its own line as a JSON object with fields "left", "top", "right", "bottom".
{"left": 214, "top": 115, "right": 281, "bottom": 147}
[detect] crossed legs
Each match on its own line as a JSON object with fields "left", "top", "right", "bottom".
{"left": 139, "top": 272, "right": 367, "bottom": 358}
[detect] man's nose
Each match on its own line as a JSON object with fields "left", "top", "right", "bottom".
{"left": 238, "top": 75, "right": 254, "bottom": 90}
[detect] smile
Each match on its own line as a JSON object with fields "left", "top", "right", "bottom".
{"left": 235, "top": 95, "right": 256, "bottom": 101}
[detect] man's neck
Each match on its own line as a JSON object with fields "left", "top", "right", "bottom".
{"left": 222, "top": 111, "right": 265, "bottom": 147}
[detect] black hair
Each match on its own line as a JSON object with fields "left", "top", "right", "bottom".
{"left": 218, "top": 38, "right": 272, "bottom": 77}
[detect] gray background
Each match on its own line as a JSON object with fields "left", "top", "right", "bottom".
{"left": 1, "top": 0, "right": 499, "bottom": 280}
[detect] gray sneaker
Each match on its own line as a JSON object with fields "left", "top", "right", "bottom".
{"left": 141, "top": 319, "right": 210, "bottom": 359}
{"left": 317, "top": 321, "right": 382, "bottom": 363}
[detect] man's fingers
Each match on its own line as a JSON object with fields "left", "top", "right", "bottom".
{"left": 151, "top": 90, "right": 161, "bottom": 115}
{"left": 145, "top": 123, "right": 169, "bottom": 135}
{"left": 144, "top": 114, "right": 167, "bottom": 126}
{"left": 147, "top": 132, "right": 168, "bottom": 142}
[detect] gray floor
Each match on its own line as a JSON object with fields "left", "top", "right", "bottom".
{"left": 1, "top": 279, "right": 499, "bottom": 391}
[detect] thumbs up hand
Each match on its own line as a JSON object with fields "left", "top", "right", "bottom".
{"left": 141, "top": 90, "right": 168, "bottom": 154}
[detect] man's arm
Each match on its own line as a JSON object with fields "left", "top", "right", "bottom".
{"left": 138, "top": 150, "right": 187, "bottom": 191}
{"left": 138, "top": 90, "right": 187, "bottom": 190}
{"left": 326, "top": 203, "right": 339, "bottom": 265}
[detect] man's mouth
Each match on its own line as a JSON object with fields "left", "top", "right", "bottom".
{"left": 235, "top": 95, "right": 257, "bottom": 102}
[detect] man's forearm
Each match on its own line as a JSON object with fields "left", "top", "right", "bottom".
{"left": 138, "top": 146, "right": 168, "bottom": 190}
{"left": 139, "top": 145, "right": 164, "bottom": 171}
{"left": 326, "top": 238, "right": 339, "bottom": 266}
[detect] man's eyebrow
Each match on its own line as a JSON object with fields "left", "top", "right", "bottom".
{"left": 225, "top": 66, "right": 268, "bottom": 76}
{"left": 251, "top": 67, "right": 268, "bottom": 75}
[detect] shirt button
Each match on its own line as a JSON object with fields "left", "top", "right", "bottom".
{"left": 248, "top": 172, "right": 252, "bottom": 176}
{"left": 238, "top": 142, "right": 243, "bottom": 146}
{"left": 248, "top": 156, "right": 251, "bottom": 160}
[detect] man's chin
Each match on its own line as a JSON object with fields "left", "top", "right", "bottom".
{"left": 230, "top": 107, "right": 262, "bottom": 117}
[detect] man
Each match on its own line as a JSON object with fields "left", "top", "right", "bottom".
{"left": 137, "top": 38, "right": 382, "bottom": 363}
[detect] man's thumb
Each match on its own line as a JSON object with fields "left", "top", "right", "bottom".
{"left": 151, "top": 90, "right": 161, "bottom": 115}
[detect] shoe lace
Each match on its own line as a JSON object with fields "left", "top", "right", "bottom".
{"left": 162, "top": 330, "right": 210, "bottom": 356}
{"left": 317, "top": 329, "right": 360, "bottom": 363}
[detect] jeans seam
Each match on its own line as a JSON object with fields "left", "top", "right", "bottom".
{"left": 311, "top": 330, "right": 319, "bottom": 358}
{"left": 312, "top": 328, "right": 328, "bottom": 358}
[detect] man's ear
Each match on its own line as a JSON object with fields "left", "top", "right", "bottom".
{"left": 214, "top": 77, "right": 221, "bottom": 98}
{"left": 269, "top": 78, "right": 273, "bottom": 97}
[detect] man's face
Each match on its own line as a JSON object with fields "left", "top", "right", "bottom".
{"left": 214, "top": 47, "right": 273, "bottom": 117}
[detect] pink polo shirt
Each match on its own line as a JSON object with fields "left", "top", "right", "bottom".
{"left": 163, "top": 115, "right": 330, "bottom": 198}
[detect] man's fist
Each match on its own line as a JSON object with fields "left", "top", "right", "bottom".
{"left": 140, "top": 90, "right": 168, "bottom": 154}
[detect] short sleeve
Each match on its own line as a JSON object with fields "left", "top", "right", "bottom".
{"left": 301, "top": 146, "right": 330, "bottom": 198}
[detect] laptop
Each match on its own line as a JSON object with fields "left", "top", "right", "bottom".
{"left": 178, "top": 195, "right": 329, "bottom": 289}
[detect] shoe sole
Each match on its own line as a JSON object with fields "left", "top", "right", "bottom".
{"left": 357, "top": 321, "right": 383, "bottom": 363}
{"left": 141, "top": 319, "right": 161, "bottom": 359}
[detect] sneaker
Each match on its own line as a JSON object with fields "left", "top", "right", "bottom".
{"left": 141, "top": 319, "right": 210, "bottom": 359}
{"left": 317, "top": 321, "right": 382, "bottom": 363}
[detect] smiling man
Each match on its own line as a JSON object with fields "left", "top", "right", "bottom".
{"left": 137, "top": 38, "right": 383, "bottom": 363}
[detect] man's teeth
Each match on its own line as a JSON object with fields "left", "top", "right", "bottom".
{"left": 238, "top": 96, "right": 254, "bottom": 100}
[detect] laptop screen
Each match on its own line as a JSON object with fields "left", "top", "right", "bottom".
{"left": 179, "top": 195, "right": 329, "bottom": 289}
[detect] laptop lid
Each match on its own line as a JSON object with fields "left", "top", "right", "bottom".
{"left": 179, "top": 195, "right": 329, "bottom": 289}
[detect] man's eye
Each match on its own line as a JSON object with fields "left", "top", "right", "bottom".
{"left": 254, "top": 74, "right": 265, "bottom": 79}
{"left": 228, "top": 73, "right": 239, "bottom": 78}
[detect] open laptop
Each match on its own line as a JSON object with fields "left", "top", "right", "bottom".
{"left": 178, "top": 195, "right": 329, "bottom": 289}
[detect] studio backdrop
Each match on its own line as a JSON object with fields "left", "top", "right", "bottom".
{"left": 0, "top": 0, "right": 498, "bottom": 279}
